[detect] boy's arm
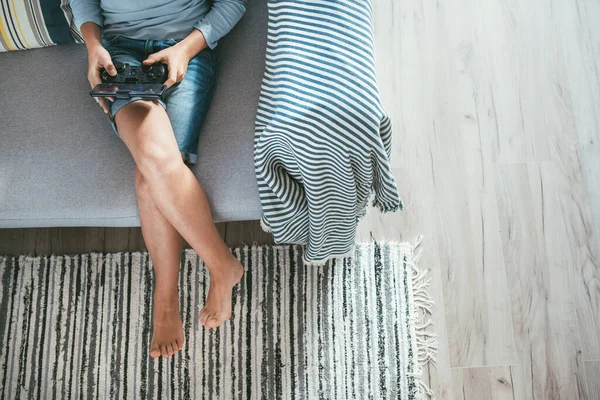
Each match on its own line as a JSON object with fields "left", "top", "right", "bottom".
{"left": 143, "top": 0, "right": 247, "bottom": 88}
{"left": 76, "top": 19, "right": 117, "bottom": 114}
{"left": 70, "top": 0, "right": 103, "bottom": 33}
{"left": 193, "top": 0, "right": 248, "bottom": 50}
{"left": 79, "top": 21, "right": 103, "bottom": 52}
{"left": 70, "top": 0, "right": 112, "bottom": 113}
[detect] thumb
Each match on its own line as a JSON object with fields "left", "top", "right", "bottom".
{"left": 103, "top": 58, "right": 117, "bottom": 76}
{"left": 143, "top": 53, "right": 160, "bottom": 65}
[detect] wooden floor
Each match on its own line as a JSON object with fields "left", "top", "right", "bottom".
{"left": 1, "top": 0, "right": 599, "bottom": 398}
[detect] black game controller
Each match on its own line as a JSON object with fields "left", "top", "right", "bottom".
{"left": 100, "top": 62, "right": 168, "bottom": 84}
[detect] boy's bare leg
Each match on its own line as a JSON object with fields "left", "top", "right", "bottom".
{"left": 135, "top": 165, "right": 185, "bottom": 358}
{"left": 116, "top": 101, "right": 243, "bottom": 330}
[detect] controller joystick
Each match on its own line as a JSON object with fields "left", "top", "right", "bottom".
{"left": 101, "top": 62, "right": 126, "bottom": 81}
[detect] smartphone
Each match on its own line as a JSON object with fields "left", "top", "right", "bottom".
{"left": 90, "top": 83, "right": 167, "bottom": 99}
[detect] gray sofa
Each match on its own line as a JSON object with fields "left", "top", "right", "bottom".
{"left": 0, "top": 0, "right": 266, "bottom": 228}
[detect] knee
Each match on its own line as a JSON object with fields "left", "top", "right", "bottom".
{"left": 136, "top": 144, "right": 183, "bottom": 181}
{"left": 135, "top": 134, "right": 183, "bottom": 180}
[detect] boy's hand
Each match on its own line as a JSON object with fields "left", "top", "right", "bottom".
{"left": 87, "top": 44, "right": 116, "bottom": 113}
{"left": 143, "top": 44, "right": 193, "bottom": 89}
{"left": 143, "top": 30, "right": 208, "bottom": 89}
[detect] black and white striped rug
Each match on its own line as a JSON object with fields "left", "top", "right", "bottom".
{"left": 0, "top": 238, "right": 436, "bottom": 399}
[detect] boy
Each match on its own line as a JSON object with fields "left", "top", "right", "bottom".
{"left": 70, "top": 0, "right": 247, "bottom": 359}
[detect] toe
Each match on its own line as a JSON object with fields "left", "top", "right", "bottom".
{"left": 175, "top": 338, "right": 183, "bottom": 351}
{"left": 207, "top": 316, "right": 220, "bottom": 329}
{"left": 161, "top": 345, "right": 169, "bottom": 359}
{"left": 149, "top": 344, "right": 161, "bottom": 359}
{"left": 202, "top": 312, "right": 213, "bottom": 328}
{"left": 173, "top": 341, "right": 181, "bottom": 355}
{"left": 204, "top": 312, "right": 219, "bottom": 328}
{"left": 167, "top": 343, "right": 175, "bottom": 357}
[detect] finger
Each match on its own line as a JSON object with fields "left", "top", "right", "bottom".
{"left": 164, "top": 77, "right": 176, "bottom": 88}
{"left": 143, "top": 53, "right": 160, "bottom": 65}
{"left": 102, "top": 56, "right": 117, "bottom": 77}
{"left": 165, "top": 67, "right": 178, "bottom": 88}
{"left": 88, "top": 72, "right": 101, "bottom": 89}
{"left": 98, "top": 98, "right": 110, "bottom": 114}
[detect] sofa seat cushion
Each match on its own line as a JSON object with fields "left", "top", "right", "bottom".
{"left": 0, "top": 0, "right": 266, "bottom": 228}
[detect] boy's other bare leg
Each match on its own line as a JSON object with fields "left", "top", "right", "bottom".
{"left": 135, "top": 165, "right": 185, "bottom": 358}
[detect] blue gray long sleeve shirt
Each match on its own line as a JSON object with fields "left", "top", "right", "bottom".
{"left": 69, "top": 0, "right": 247, "bottom": 49}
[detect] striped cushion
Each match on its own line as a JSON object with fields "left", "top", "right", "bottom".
{"left": 0, "top": 0, "right": 83, "bottom": 52}
{"left": 254, "top": 0, "right": 403, "bottom": 264}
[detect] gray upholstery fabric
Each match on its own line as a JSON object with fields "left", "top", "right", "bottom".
{"left": 0, "top": 0, "right": 266, "bottom": 228}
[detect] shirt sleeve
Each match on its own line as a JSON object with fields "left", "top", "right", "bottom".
{"left": 69, "top": 0, "right": 103, "bottom": 30}
{"left": 194, "top": 0, "right": 247, "bottom": 49}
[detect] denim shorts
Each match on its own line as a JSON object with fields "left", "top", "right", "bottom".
{"left": 101, "top": 35, "right": 219, "bottom": 165}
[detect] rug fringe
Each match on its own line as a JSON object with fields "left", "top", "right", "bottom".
{"left": 407, "top": 234, "right": 438, "bottom": 400}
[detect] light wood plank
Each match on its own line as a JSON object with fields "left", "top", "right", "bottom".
{"left": 494, "top": 162, "right": 588, "bottom": 399}
{"left": 585, "top": 361, "right": 600, "bottom": 399}
{"left": 373, "top": 0, "right": 436, "bottom": 170}
{"left": 432, "top": 2, "right": 517, "bottom": 368}
{"left": 547, "top": 136, "right": 600, "bottom": 361}
{"left": 473, "top": 0, "right": 562, "bottom": 163}
{"left": 549, "top": 0, "right": 600, "bottom": 361}
{"left": 432, "top": 158, "right": 515, "bottom": 368}
{"left": 553, "top": 0, "right": 600, "bottom": 241}
{"left": 471, "top": 0, "right": 535, "bottom": 164}
{"left": 452, "top": 366, "right": 516, "bottom": 400}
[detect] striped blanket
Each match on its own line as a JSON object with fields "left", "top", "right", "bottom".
{"left": 254, "top": 0, "right": 403, "bottom": 264}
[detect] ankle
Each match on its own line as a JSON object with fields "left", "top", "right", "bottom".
{"left": 208, "top": 258, "right": 243, "bottom": 282}
{"left": 154, "top": 287, "right": 179, "bottom": 304}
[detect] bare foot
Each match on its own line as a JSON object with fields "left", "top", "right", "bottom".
{"left": 200, "top": 256, "right": 244, "bottom": 329}
{"left": 149, "top": 292, "right": 185, "bottom": 358}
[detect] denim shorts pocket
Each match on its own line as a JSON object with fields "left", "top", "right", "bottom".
{"left": 101, "top": 34, "right": 123, "bottom": 46}
{"left": 199, "top": 48, "right": 219, "bottom": 66}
